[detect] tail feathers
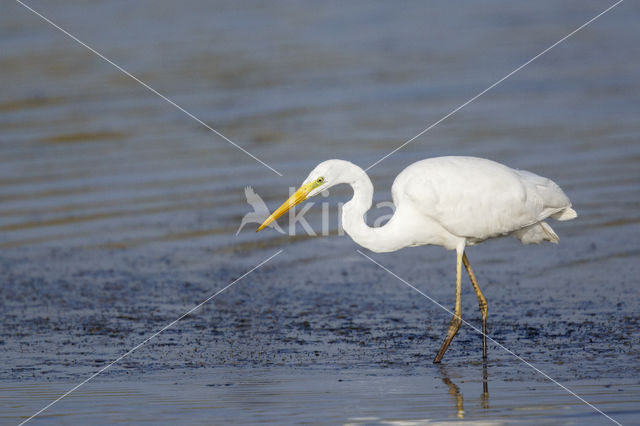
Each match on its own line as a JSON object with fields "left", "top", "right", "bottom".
{"left": 514, "top": 221, "right": 559, "bottom": 244}
{"left": 552, "top": 207, "right": 577, "bottom": 221}
{"left": 539, "top": 222, "right": 560, "bottom": 243}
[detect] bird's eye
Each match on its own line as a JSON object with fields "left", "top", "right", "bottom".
{"left": 316, "top": 177, "right": 324, "bottom": 184}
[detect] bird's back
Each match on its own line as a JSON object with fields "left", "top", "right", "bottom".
{"left": 391, "top": 156, "right": 575, "bottom": 244}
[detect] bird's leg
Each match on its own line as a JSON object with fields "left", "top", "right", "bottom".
{"left": 462, "top": 253, "right": 488, "bottom": 359}
{"left": 433, "top": 250, "right": 463, "bottom": 363}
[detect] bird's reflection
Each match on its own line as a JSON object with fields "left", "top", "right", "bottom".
{"left": 438, "top": 361, "right": 490, "bottom": 419}
{"left": 439, "top": 365, "right": 464, "bottom": 419}
{"left": 481, "top": 359, "right": 489, "bottom": 409}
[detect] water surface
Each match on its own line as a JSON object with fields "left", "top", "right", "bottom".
{"left": 1, "top": 0, "right": 639, "bottom": 424}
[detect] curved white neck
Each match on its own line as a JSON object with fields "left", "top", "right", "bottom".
{"left": 339, "top": 164, "right": 405, "bottom": 253}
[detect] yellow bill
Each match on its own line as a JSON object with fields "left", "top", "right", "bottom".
{"left": 257, "top": 182, "right": 315, "bottom": 232}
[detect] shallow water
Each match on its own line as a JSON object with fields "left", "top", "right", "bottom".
{"left": 1, "top": 0, "right": 639, "bottom": 425}
{"left": 2, "top": 369, "right": 640, "bottom": 425}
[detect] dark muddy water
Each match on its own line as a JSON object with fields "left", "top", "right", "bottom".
{"left": 1, "top": 1, "right": 639, "bottom": 424}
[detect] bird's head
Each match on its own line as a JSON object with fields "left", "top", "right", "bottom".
{"left": 257, "top": 159, "right": 355, "bottom": 232}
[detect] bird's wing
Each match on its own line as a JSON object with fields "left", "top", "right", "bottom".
{"left": 513, "top": 169, "right": 572, "bottom": 219}
{"left": 395, "top": 157, "right": 569, "bottom": 241}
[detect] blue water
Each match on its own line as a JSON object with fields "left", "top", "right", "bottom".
{"left": 1, "top": 1, "right": 639, "bottom": 424}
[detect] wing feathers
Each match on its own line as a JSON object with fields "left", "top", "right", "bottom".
{"left": 552, "top": 207, "right": 577, "bottom": 221}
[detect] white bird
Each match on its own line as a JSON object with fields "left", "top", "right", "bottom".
{"left": 257, "top": 156, "right": 577, "bottom": 363}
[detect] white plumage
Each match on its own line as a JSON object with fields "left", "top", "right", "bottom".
{"left": 301, "top": 156, "right": 575, "bottom": 253}
{"left": 390, "top": 157, "right": 575, "bottom": 248}
{"left": 258, "top": 156, "right": 577, "bottom": 362}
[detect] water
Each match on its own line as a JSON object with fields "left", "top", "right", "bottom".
{"left": 1, "top": 0, "right": 639, "bottom": 424}
{"left": 2, "top": 369, "right": 639, "bottom": 424}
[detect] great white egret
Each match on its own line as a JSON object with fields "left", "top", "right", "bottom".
{"left": 257, "top": 156, "right": 576, "bottom": 363}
